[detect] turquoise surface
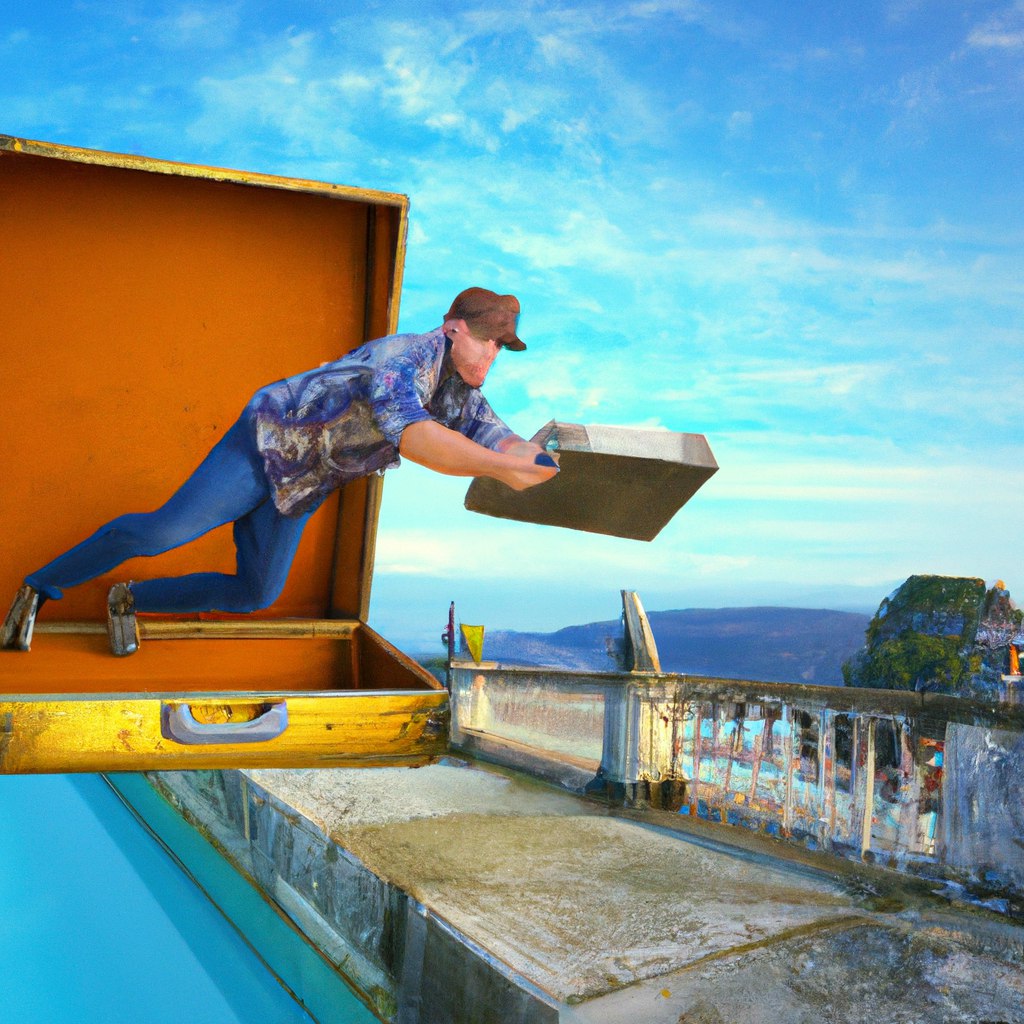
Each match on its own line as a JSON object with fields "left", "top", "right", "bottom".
{"left": 0, "top": 773, "right": 315, "bottom": 1024}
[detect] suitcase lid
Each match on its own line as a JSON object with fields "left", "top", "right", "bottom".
{"left": 0, "top": 135, "right": 408, "bottom": 624}
{"left": 464, "top": 420, "right": 718, "bottom": 541}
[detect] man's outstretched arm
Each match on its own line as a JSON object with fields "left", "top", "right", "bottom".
{"left": 399, "top": 421, "right": 558, "bottom": 491}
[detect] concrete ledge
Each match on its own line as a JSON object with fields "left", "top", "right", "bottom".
{"left": 450, "top": 663, "right": 1024, "bottom": 911}
{"left": 141, "top": 761, "right": 1024, "bottom": 1023}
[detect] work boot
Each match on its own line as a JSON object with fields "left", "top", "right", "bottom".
{"left": 2, "top": 584, "right": 40, "bottom": 651}
{"left": 107, "top": 582, "right": 140, "bottom": 657}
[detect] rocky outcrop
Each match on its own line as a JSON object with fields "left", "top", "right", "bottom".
{"left": 843, "top": 575, "right": 1023, "bottom": 698}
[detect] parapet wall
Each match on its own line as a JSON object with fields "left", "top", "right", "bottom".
{"left": 449, "top": 664, "right": 1024, "bottom": 913}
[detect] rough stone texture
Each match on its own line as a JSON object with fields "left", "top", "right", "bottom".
{"left": 845, "top": 574, "right": 1023, "bottom": 697}
{"left": 942, "top": 724, "right": 1024, "bottom": 893}
{"left": 247, "top": 763, "right": 582, "bottom": 831}
{"left": 567, "top": 915, "right": 1024, "bottom": 1024}
{"left": 149, "top": 760, "right": 1024, "bottom": 1023}
{"left": 247, "top": 764, "right": 854, "bottom": 1002}
{"left": 336, "top": 813, "right": 851, "bottom": 1000}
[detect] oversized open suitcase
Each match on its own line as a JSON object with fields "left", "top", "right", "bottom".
{"left": 0, "top": 136, "right": 448, "bottom": 772}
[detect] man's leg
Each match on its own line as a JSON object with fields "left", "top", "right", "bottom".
{"left": 23, "top": 412, "right": 267, "bottom": 601}
{"left": 130, "top": 498, "right": 312, "bottom": 614}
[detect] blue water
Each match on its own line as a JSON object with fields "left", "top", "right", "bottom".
{"left": 0, "top": 774, "right": 315, "bottom": 1024}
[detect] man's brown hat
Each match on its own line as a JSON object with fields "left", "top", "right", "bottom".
{"left": 446, "top": 287, "right": 525, "bottom": 351}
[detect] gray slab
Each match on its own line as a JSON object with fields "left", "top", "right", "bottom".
{"left": 464, "top": 421, "right": 718, "bottom": 541}
{"left": 566, "top": 914, "right": 1024, "bottom": 1024}
{"left": 247, "top": 764, "right": 853, "bottom": 1003}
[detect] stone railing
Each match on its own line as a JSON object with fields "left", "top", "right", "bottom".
{"left": 449, "top": 661, "right": 1024, "bottom": 912}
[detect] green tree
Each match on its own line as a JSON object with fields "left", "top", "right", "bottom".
{"left": 853, "top": 633, "right": 965, "bottom": 692}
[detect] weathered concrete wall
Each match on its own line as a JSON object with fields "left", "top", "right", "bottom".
{"left": 140, "top": 761, "right": 1024, "bottom": 1024}
{"left": 450, "top": 664, "right": 1024, "bottom": 912}
{"left": 146, "top": 768, "right": 561, "bottom": 1024}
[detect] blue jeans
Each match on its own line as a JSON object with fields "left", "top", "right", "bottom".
{"left": 26, "top": 411, "right": 314, "bottom": 614}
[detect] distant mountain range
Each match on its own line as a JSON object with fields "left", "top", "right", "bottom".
{"left": 476, "top": 607, "right": 872, "bottom": 686}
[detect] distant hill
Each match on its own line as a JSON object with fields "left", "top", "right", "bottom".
{"left": 478, "top": 607, "right": 872, "bottom": 686}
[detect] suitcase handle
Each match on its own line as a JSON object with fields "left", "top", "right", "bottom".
{"left": 160, "top": 701, "right": 288, "bottom": 745}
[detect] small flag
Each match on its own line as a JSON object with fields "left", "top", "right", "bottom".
{"left": 460, "top": 624, "right": 485, "bottom": 664}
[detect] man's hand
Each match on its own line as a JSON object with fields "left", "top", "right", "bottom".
{"left": 399, "top": 421, "right": 559, "bottom": 491}
{"left": 497, "top": 451, "right": 560, "bottom": 491}
{"left": 494, "top": 436, "right": 560, "bottom": 489}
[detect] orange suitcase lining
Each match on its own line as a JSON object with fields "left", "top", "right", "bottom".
{"left": 3, "top": 622, "right": 435, "bottom": 695}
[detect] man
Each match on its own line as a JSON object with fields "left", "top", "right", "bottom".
{"left": 2, "top": 286, "right": 558, "bottom": 655}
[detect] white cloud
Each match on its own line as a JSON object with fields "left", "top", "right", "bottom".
{"left": 701, "top": 433, "right": 1024, "bottom": 511}
{"left": 661, "top": 360, "right": 886, "bottom": 403}
{"left": 489, "top": 211, "right": 634, "bottom": 274}
{"left": 374, "top": 529, "right": 467, "bottom": 575}
{"left": 884, "top": 0, "right": 929, "bottom": 24}
{"left": 727, "top": 109, "right": 753, "bottom": 135}
{"left": 536, "top": 31, "right": 586, "bottom": 66}
{"left": 153, "top": 4, "right": 241, "bottom": 49}
{"left": 381, "top": 41, "right": 469, "bottom": 118}
{"left": 376, "top": 501, "right": 756, "bottom": 589}
{"left": 968, "top": 26, "right": 1024, "bottom": 48}
{"left": 500, "top": 107, "right": 529, "bottom": 132}
{"left": 425, "top": 111, "right": 466, "bottom": 132}
{"left": 623, "top": 0, "right": 706, "bottom": 20}
{"left": 332, "top": 72, "right": 374, "bottom": 94}
{"left": 967, "top": 4, "right": 1024, "bottom": 49}
{"left": 891, "top": 67, "right": 942, "bottom": 115}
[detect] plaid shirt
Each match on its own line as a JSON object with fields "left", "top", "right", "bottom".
{"left": 250, "top": 327, "right": 515, "bottom": 516}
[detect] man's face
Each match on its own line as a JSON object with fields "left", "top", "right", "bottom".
{"left": 448, "top": 320, "right": 501, "bottom": 387}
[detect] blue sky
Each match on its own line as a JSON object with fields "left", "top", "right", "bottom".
{"left": 3, "top": 1, "right": 1022, "bottom": 650}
